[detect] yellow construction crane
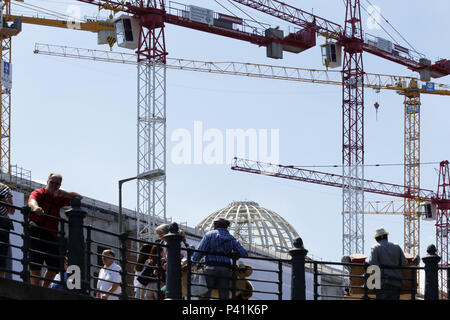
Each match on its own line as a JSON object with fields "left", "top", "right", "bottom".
{"left": 0, "top": 0, "right": 115, "bottom": 174}
{"left": 32, "top": 43, "right": 450, "bottom": 260}
{"left": 0, "top": 0, "right": 19, "bottom": 175}
{"left": 7, "top": 14, "right": 115, "bottom": 33}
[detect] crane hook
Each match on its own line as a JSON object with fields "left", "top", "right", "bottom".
{"left": 374, "top": 102, "right": 380, "bottom": 121}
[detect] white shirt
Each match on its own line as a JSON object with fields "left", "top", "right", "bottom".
{"left": 97, "top": 262, "right": 122, "bottom": 300}
{"left": 133, "top": 270, "right": 141, "bottom": 288}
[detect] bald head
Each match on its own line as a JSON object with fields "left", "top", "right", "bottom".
{"left": 46, "top": 173, "right": 62, "bottom": 194}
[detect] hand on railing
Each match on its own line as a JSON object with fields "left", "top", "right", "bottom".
{"left": 32, "top": 207, "right": 44, "bottom": 216}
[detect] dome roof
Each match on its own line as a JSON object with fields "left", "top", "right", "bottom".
{"left": 196, "top": 201, "right": 299, "bottom": 253}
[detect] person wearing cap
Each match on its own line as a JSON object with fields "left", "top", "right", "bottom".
{"left": 192, "top": 217, "right": 248, "bottom": 300}
{"left": 369, "top": 228, "right": 408, "bottom": 300}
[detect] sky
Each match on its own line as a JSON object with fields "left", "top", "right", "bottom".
{"left": 8, "top": 0, "right": 450, "bottom": 264}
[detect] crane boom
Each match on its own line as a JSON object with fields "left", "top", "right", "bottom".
{"left": 231, "top": 157, "right": 437, "bottom": 201}
{"left": 33, "top": 43, "right": 450, "bottom": 97}
{"left": 230, "top": 0, "right": 450, "bottom": 79}
{"left": 4, "top": 14, "right": 114, "bottom": 33}
{"left": 230, "top": 0, "right": 343, "bottom": 37}
{"left": 222, "top": 2, "right": 329, "bottom": 39}
{"left": 363, "top": 201, "right": 404, "bottom": 215}
{"left": 164, "top": 2, "right": 315, "bottom": 52}
{"left": 77, "top": 0, "right": 316, "bottom": 55}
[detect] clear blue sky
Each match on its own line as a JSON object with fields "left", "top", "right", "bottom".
{"left": 10, "top": 0, "right": 450, "bottom": 263}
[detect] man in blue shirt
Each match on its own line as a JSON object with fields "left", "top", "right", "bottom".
{"left": 192, "top": 217, "right": 248, "bottom": 300}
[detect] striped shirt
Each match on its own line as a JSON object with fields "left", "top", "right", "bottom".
{"left": 0, "top": 184, "right": 13, "bottom": 230}
{"left": 0, "top": 184, "right": 12, "bottom": 217}
{"left": 192, "top": 228, "right": 248, "bottom": 264}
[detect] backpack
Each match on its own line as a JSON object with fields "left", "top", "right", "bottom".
{"left": 137, "top": 264, "right": 155, "bottom": 286}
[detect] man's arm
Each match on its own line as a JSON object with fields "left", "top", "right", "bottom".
{"left": 57, "top": 190, "right": 83, "bottom": 200}
{"left": 28, "top": 198, "right": 44, "bottom": 215}
{"left": 399, "top": 247, "right": 408, "bottom": 266}
{"left": 102, "top": 282, "right": 120, "bottom": 300}
{"left": 101, "top": 268, "right": 121, "bottom": 299}
{"left": 368, "top": 246, "right": 379, "bottom": 265}
{"left": 6, "top": 196, "right": 14, "bottom": 215}
{"left": 95, "top": 273, "right": 101, "bottom": 298}
{"left": 28, "top": 189, "right": 47, "bottom": 215}
{"left": 233, "top": 240, "right": 248, "bottom": 258}
{"left": 192, "top": 234, "right": 209, "bottom": 263}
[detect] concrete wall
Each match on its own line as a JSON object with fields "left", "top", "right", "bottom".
{"left": 0, "top": 277, "right": 92, "bottom": 300}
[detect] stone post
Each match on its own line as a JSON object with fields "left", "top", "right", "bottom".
{"left": 289, "top": 237, "right": 308, "bottom": 300}
{"left": 423, "top": 244, "right": 441, "bottom": 300}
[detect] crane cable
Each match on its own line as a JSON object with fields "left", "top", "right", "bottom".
{"left": 289, "top": 161, "right": 441, "bottom": 169}
{"left": 214, "top": 0, "right": 238, "bottom": 19}
{"left": 223, "top": 0, "right": 269, "bottom": 30}
{"left": 339, "top": 0, "right": 425, "bottom": 60}
{"left": 12, "top": 1, "right": 86, "bottom": 22}
{"left": 363, "top": 0, "right": 421, "bottom": 57}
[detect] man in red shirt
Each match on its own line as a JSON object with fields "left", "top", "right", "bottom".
{"left": 28, "top": 173, "right": 82, "bottom": 287}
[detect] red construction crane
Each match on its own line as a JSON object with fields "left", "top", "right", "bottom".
{"left": 232, "top": 157, "right": 448, "bottom": 204}
{"left": 232, "top": 157, "right": 450, "bottom": 297}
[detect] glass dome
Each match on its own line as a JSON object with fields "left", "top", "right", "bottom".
{"left": 196, "top": 201, "right": 299, "bottom": 253}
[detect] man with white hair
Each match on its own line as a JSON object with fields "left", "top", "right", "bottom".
{"left": 96, "top": 249, "right": 122, "bottom": 300}
{"left": 369, "top": 228, "right": 408, "bottom": 300}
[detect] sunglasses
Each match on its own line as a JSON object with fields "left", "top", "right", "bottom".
{"left": 49, "top": 181, "right": 61, "bottom": 186}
